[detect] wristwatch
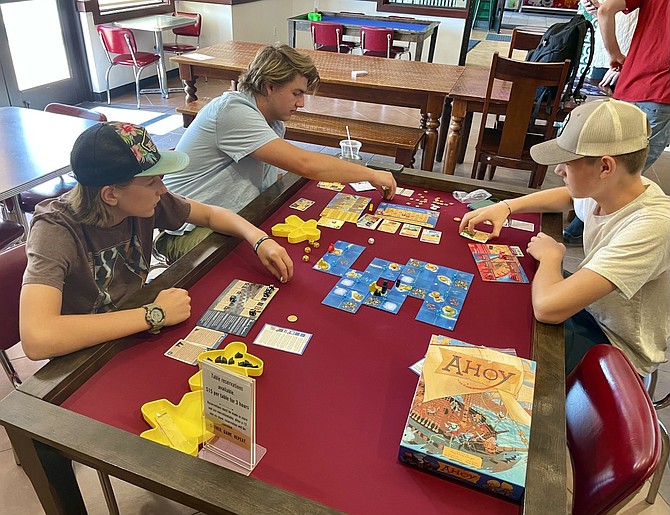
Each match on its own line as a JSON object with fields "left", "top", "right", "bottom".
{"left": 143, "top": 303, "right": 165, "bottom": 334}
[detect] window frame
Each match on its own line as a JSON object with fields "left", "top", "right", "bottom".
{"left": 76, "top": 0, "right": 174, "bottom": 25}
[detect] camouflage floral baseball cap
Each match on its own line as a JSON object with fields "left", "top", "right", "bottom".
{"left": 70, "top": 121, "right": 189, "bottom": 187}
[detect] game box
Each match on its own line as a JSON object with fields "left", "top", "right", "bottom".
{"left": 398, "top": 337, "right": 536, "bottom": 501}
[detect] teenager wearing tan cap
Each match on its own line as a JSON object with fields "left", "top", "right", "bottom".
{"left": 460, "top": 99, "right": 670, "bottom": 375}
{"left": 20, "top": 122, "right": 292, "bottom": 360}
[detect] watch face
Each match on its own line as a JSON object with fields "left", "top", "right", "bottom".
{"left": 149, "top": 307, "right": 165, "bottom": 324}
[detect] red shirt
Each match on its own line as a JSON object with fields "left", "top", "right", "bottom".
{"left": 613, "top": 0, "right": 670, "bottom": 104}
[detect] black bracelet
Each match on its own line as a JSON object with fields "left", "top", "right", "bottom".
{"left": 253, "top": 236, "right": 272, "bottom": 254}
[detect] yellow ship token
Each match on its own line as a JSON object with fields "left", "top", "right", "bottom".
{"left": 287, "top": 315, "right": 298, "bottom": 323}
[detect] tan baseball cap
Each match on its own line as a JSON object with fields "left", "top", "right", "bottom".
{"left": 530, "top": 99, "right": 651, "bottom": 165}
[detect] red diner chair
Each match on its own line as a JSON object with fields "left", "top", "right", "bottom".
{"left": 360, "top": 27, "right": 400, "bottom": 59}
{"left": 163, "top": 12, "right": 202, "bottom": 55}
{"left": 310, "top": 22, "right": 352, "bottom": 54}
{"left": 0, "top": 243, "right": 121, "bottom": 513}
{"left": 567, "top": 345, "right": 662, "bottom": 514}
{"left": 97, "top": 25, "right": 163, "bottom": 109}
{"left": 0, "top": 220, "right": 24, "bottom": 252}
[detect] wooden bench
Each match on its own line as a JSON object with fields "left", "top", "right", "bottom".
{"left": 177, "top": 98, "right": 425, "bottom": 168}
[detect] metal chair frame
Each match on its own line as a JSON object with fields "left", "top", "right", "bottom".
{"left": 360, "top": 27, "right": 398, "bottom": 59}
{"left": 163, "top": 12, "right": 202, "bottom": 55}
{"left": 97, "top": 25, "right": 162, "bottom": 109}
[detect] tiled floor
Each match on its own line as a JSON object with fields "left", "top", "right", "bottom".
{"left": 2, "top": 14, "right": 670, "bottom": 514}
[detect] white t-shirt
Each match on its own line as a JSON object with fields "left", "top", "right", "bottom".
{"left": 575, "top": 178, "right": 670, "bottom": 375}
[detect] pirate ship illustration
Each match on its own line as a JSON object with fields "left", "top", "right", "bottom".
{"left": 399, "top": 337, "right": 536, "bottom": 500}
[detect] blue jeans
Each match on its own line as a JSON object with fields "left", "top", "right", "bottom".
{"left": 565, "top": 308, "right": 610, "bottom": 374}
{"left": 633, "top": 101, "right": 670, "bottom": 170}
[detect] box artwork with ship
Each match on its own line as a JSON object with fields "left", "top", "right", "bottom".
{"left": 399, "top": 336, "right": 536, "bottom": 501}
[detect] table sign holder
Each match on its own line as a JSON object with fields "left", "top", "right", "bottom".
{"left": 198, "top": 359, "right": 266, "bottom": 475}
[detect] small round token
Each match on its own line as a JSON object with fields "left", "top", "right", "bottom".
{"left": 313, "top": 241, "right": 320, "bottom": 248}
{"left": 304, "top": 246, "right": 312, "bottom": 254}
{"left": 453, "top": 217, "right": 462, "bottom": 222}
{"left": 287, "top": 315, "right": 298, "bottom": 322}
{"left": 302, "top": 255, "right": 310, "bottom": 262}
{"left": 368, "top": 237, "right": 375, "bottom": 244}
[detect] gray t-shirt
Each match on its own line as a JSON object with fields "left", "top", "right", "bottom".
{"left": 165, "top": 91, "right": 284, "bottom": 217}
{"left": 23, "top": 191, "right": 190, "bottom": 315}
{"left": 575, "top": 178, "right": 670, "bottom": 374}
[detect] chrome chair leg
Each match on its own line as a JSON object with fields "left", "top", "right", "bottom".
{"left": 0, "top": 349, "right": 21, "bottom": 389}
{"left": 647, "top": 420, "right": 669, "bottom": 504}
{"left": 104, "top": 65, "right": 114, "bottom": 105}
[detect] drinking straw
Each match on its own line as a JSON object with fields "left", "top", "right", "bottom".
{"left": 345, "top": 126, "right": 353, "bottom": 158}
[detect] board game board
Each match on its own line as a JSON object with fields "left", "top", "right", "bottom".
{"left": 313, "top": 241, "right": 366, "bottom": 276}
{"left": 374, "top": 202, "right": 439, "bottom": 228}
{"left": 468, "top": 243, "right": 529, "bottom": 283}
{"left": 314, "top": 242, "right": 474, "bottom": 331}
{"left": 320, "top": 193, "right": 371, "bottom": 223}
{"left": 196, "top": 280, "right": 279, "bottom": 337}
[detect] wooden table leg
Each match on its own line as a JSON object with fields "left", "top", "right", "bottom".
{"left": 6, "top": 425, "right": 86, "bottom": 514}
{"left": 442, "top": 99, "right": 467, "bottom": 175}
{"left": 420, "top": 96, "right": 444, "bottom": 171}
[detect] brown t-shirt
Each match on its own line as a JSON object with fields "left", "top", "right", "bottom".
{"left": 24, "top": 191, "right": 191, "bottom": 314}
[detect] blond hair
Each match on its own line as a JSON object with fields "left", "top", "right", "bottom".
{"left": 69, "top": 181, "right": 131, "bottom": 227}
{"left": 238, "top": 43, "right": 320, "bottom": 97}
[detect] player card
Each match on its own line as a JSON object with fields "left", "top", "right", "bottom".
{"left": 509, "top": 219, "right": 535, "bottom": 231}
{"left": 377, "top": 219, "right": 401, "bottom": 233}
{"left": 183, "top": 326, "right": 226, "bottom": 349}
{"left": 510, "top": 245, "right": 524, "bottom": 257}
{"left": 349, "top": 181, "right": 375, "bottom": 192}
{"left": 317, "top": 181, "right": 345, "bottom": 191}
{"left": 317, "top": 217, "right": 345, "bottom": 229}
{"left": 289, "top": 198, "right": 315, "bottom": 211}
{"left": 356, "top": 214, "right": 382, "bottom": 230}
{"left": 459, "top": 228, "right": 490, "bottom": 243}
{"left": 164, "top": 340, "right": 211, "bottom": 365}
{"left": 469, "top": 243, "right": 529, "bottom": 283}
{"left": 400, "top": 223, "right": 422, "bottom": 238}
{"left": 420, "top": 229, "right": 442, "bottom": 244}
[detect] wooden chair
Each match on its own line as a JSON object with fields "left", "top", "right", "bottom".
{"left": 163, "top": 12, "right": 202, "bottom": 55}
{"left": 507, "top": 27, "right": 544, "bottom": 59}
{"left": 567, "top": 345, "right": 663, "bottom": 514}
{"left": 360, "top": 26, "right": 400, "bottom": 59}
{"left": 310, "top": 22, "right": 352, "bottom": 54}
{"left": 435, "top": 27, "right": 544, "bottom": 166}
{"left": 97, "top": 25, "right": 162, "bottom": 109}
{"left": 471, "top": 52, "right": 570, "bottom": 189}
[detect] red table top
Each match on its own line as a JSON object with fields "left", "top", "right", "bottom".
{"left": 63, "top": 181, "right": 541, "bottom": 514}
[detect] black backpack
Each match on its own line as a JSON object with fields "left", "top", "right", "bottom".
{"left": 526, "top": 14, "right": 595, "bottom": 107}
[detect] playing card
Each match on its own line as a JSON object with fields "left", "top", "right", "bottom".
{"left": 289, "top": 198, "right": 315, "bottom": 211}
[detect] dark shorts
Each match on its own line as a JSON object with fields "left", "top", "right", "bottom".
{"left": 565, "top": 308, "right": 610, "bottom": 375}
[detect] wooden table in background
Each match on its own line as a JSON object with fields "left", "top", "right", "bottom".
{"left": 172, "top": 41, "right": 464, "bottom": 172}
{"left": 0, "top": 107, "right": 97, "bottom": 227}
{"left": 441, "top": 65, "right": 572, "bottom": 176}
{"left": 287, "top": 11, "right": 440, "bottom": 62}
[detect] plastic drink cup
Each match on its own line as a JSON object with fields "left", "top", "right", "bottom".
{"left": 339, "top": 139, "right": 362, "bottom": 161}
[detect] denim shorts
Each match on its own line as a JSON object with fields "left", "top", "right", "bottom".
{"left": 632, "top": 101, "right": 670, "bottom": 170}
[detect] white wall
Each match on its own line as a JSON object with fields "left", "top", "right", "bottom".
{"left": 83, "top": 0, "right": 466, "bottom": 94}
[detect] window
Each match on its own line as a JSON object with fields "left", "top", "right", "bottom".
{"left": 78, "top": 0, "right": 174, "bottom": 24}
